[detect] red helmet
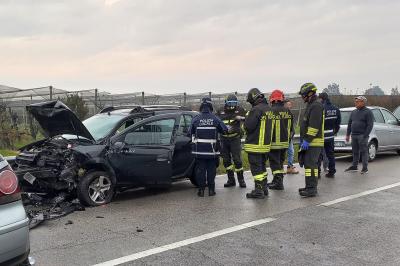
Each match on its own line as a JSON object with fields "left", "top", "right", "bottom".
{"left": 269, "top": 89, "right": 285, "bottom": 103}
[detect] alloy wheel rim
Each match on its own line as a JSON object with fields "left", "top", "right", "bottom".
{"left": 88, "top": 175, "right": 112, "bottom": 204}
{"left": 369, "top": 144, "right": 376, "bottom": 160}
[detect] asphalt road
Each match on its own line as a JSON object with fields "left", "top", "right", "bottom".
{"left": 29, "top": 153, "right": 400, "bottom": 266}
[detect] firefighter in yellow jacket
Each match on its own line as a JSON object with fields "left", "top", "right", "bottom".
{"left": 267, "top": 90, "right": 294, "bottom": 190}
{"left": 298, "top": 83, "right": 324, "bottom": 197}
{"left": 244, "top": 88, "right": 272, "bottom": 199}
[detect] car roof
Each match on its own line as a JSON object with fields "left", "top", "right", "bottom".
{"left": 99, "top": 105, "right": 191, "bottom": 115}
{"left": 340, "top": 106, "right": 381, "bottom": 111}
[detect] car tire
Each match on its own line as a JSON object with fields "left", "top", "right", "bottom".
{"left": 78, "top": 171, "right": 116, "bottom": 207}
{"left": 189, "top": 164, "right": 198, "bottom": 187}
{"left": 368, "top": 141, "right": 377, "bottom": 162}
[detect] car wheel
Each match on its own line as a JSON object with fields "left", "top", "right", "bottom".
{"left": 368, "top": 141, "right": 377, "bottom": 162}
{"left": 78, "top": 171, "right": 116, "bottom": 206}
{"left": 189, "top": 165, "right": 198, "bottom": 187}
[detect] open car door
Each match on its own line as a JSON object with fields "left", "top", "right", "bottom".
{"left": 107, "top": 117, "right": 177, "bottom": 186}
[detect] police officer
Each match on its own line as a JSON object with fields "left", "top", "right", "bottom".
{"left": 217, "top": 94, "right": 247, "bottom": 188}
{"left": 244, "top": 88, "right": 272, "bottom": 199}
{"left": 298, "top": 83, "right": 324, "bottom": 197}
{"left": 267, "top": 90, "right": 294, "bottom": 190}
{"left": 318, "top": 92, "right": 341, "bottom": 178}
{"left": 190, "top": 97, "right": 228, "bottom": 197}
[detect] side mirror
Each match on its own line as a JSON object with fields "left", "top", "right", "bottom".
{"left": 113, "top": 141, "right": 125, "bottom": 150}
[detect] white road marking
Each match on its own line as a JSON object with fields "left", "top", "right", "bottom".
{"left": 319, "top": 181, "right": 400, "bottom": 206}
{"left": 92, "top": 217, "right": 276, "bottom": 266}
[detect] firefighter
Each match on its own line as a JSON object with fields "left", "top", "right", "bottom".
{"left": 189, "top": 97, "right": 228, "bottom": 197}
{"left": 298, "top": 83, "right": 324, "bottom": 197}
{"left": 244, "top": 88, "right": 272, "bottom": 199}
{"left": 217, "top": 94, "right": 247, "bottom": 188}
{"left": 318, "top": 92, "right": 341, "bottom": 178}
{"left": 267, "top": 90, "right": 294, "bottom": 190}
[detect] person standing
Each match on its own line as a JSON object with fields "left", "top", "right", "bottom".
{"left": 217, "top": 94, "right": 247, "bottom": 188}
{"left": 267, "top": 90, "right": 294, "bottom": 190}
{"left": 298, "top": 83, "right": 324, "bottom": 197}
{"left": 244, "top": 88, "right": 272, "bottom": 199}
{"left": 318, "top": 92, "right": 341, "bottom": 178}
{"left": 344, "top": 96, "right": 374, "bottom": 174}
{"left": 190, "top": 97, "right": 228, "bottom": 197}
{"left": 284, "top": 99, "right": 299, "bottom": 174}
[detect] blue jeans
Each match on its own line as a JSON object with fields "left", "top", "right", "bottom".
{"left": 287, "top": 141, "right": 294, "bottom": 167}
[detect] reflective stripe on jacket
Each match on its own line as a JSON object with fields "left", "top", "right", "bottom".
{"left": 217, "top": 106, "right": 246, "bottom": 139}
{"left": 190, "top": 110, "right": 228, "bottom": 159}
{"left": 269, "top": 102, "right": 294, "bottom": 150}
{"left": 244, "top": 101, "right": 273, "bottom": 153}
{"left": 323, "top": 100, "right": 341, "bottom": 140}
{"left": 300, "top": 98, "right": 325, "bottom": 147}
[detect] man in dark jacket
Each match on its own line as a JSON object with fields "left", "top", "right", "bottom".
{"left": 298, "top": 83, "right": 324, "bottom": 197}
{"left": 244, "top": 88, "right": 272, "bottom": 199}
{"left": 190, "top": 97, "right": 228, "bottom": 197}
{"left": 318, "top": 92, "right": 341, "bottom": 178}
{"left": 217, "top": 94, "right": 247, "bottom": 188}
{"left": 345, "top": 96, "right": 374, "bottom": 174}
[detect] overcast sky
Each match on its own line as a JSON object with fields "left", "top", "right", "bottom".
{"left": 0, "top": 0, "right": 399, "bottom": 95}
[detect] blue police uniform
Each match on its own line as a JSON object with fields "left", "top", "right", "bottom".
{"left": 189, "top": 98, "right": 228, "bottom": 196}
{"left": 319, "top": 93, "right": 341, "bottom": 176}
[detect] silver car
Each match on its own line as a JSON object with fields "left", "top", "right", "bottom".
{"left": 0, "top": 154, "right": 31, "bottom": 266}
{"left": 335, "top": 106, "right": 400, "bottom": 161}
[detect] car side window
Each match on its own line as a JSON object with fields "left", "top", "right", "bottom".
{"left": 124, "top": 118, "right": 176, "bottom": 145}
{"left": 381, "top": 109, "right": 399, "bottom": 125}
{"left": 116, "top": 118, "right": 141, "bottom": 134}
{"left": 177, "top": 115, "right": 193, "bottom": 135}
{"left": 372, "top": 109, "right": 385, "bottom": 123}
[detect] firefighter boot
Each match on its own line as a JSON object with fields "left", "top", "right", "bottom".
{"left": 267, "top": 176, "right": 277, "bottom": 187}
{"left": 236, "top": 170, "right": 246, "bottom": 188}
{"left": 269, "top": 174, "right": 284, "bottom": 190}
{"left": 246, "top": 180, "right": 265, "bottom": 199}
{"left": 224, "top": 170, "right": 236, "bottom": 187}
{"left": 262, "top": 178, "right": 269, "bottom": 196}
{"left": 197, "top": 188, "right": 205, "bottom": 197}
{"left": 299, "top": 176, "right": 317, "bottom": 197}
{"left": 208, "top": 184, "right": 216, "bottom": 196}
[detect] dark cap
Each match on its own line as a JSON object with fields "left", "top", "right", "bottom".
{"left": 318, "top": 92, "right": 329, "bottom": 101}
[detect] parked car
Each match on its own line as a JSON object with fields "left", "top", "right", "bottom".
{"left": 0, "top": 154, "right": 31, "bottom": 266}
{"left": 393, "top": 105, "right": 400, "bottom": 120}
{"left": 14, "top": 101, "right": 198, "bottom": 207}
{"left": 334, "top": 106, "right": 400, "bottom": 161}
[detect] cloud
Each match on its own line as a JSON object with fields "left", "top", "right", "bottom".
{"left": 0, "top": 0, "right": 399, "bottom": 94}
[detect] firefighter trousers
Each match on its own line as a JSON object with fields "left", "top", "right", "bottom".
{"left": 269, "top": 149, "right": 287, "bottom": 176}
{"left": 247, "top": 153, "right": 268, "bottom": 182}
{"left": 304, "top": 147, "right": 322, "bottom": 189}
{"left": 221, "top": 137, "right": 243, "bottom": 172}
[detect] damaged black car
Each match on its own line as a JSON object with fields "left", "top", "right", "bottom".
{"left": 14, "top": 101, "right": 198, "bottom": 212}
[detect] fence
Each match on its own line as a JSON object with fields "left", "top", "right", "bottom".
{"left": 1, "top": 84, "right": 400, "bottom": 131}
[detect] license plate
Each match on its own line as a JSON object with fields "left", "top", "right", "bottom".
{"left": 334, "top": 142, "right": 345, "bottom": 147}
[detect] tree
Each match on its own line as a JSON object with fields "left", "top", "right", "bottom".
{"left": 322, "top": 83, "right": 342, "bottom": 95}
{"left": 364, "top": 85, "right": 385, "bottom": 96}
{"left": 391, "top": 86, "right": 399, "bottom": 95}
{"left": 64, "top": 94, "right": 89, "bottom": 120}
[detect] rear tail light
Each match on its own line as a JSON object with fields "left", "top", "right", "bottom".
{"left": 0, "top": 169, "right": 18, "bottom": 195}
{"left": 0, "top": 166, "right": 21, "bottom": 204}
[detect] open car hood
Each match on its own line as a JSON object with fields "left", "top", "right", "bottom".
{"left": 27, "top": 100, "right": 95, "bottom": 141}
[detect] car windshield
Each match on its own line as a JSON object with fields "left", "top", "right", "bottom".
{"left": 340, "top": 111, "right": 351, "bottom": 125}
{"left": 83, "top": 114, "right": 124, "bottom": 141}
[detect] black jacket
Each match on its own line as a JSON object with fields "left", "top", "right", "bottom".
{"left": 323, "top": 99, "right": 341, "bottom": 140}
{"left": 244, "top": 99, "right": 272, "bottom": 153}
{"left": 269, "top": 102, "right": 294, "bottom": 150}
{"left": 346, "top": 106, "right": 374, "bottom": 138}
{"left": 300, "top": 97, "right": 324, "bottom": 147}
{"left": 216, "top": 106, "right": 246, "bottom": 139}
